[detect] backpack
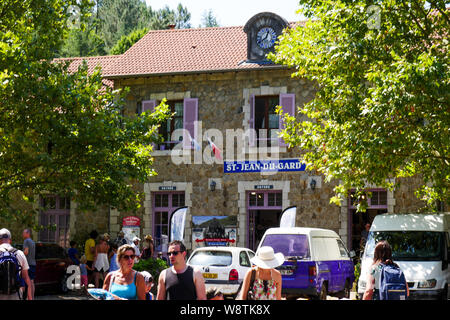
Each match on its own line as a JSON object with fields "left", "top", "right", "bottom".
{"left": 0, "top": 248, "right": 22, "bottom": 295}
{"left": 379, "top": 263, "right": 407, "bottom": 300}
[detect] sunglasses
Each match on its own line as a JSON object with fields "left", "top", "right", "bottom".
{"left": 167, "top": 251, "right": 183, "bottom": 256}
{"left": 122, "top": 254, "right": 136, "bottom": 260}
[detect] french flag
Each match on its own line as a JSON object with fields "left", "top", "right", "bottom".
{"left": 207, "top": 137, "right": 222, "bottom": 160}
{"left": 187, "top": 133, "right": 201, "bottom": 151}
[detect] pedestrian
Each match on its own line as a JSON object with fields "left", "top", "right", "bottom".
{"left": 238, "top": 246, "right": 284, "bottom": 300}
{"left": 102, "top": 244, "right": 146, "bottom": 300}
{"left": 206, "top": 287, "right": 224, "bottom": 300}
{"left": 131, "top": 236, "right": 141, "bottom": 263}
{"left": 108, "top": 243, "right": 119, "bottom": 272}
{"left": 79, "top": 255, "right": 93, "bottom": 295}
{"left": 0, "top": 228, "right": 32, "bottom": 300}
{"left": 360, "top": 222, "right": 371, "bottom": 248}
{"left": 140, "top": 271, "right": 154, "bottom": 300}
{"left": 156, "top": 240, "right": 206, "bottom": 300}
{"left": 114, "top": 231, "right": 127, "bottom": 247}
{"left": 363, "top": 240, "right": 409, "bottom": 300}
{"left": 22, "top": 228, "right": 36, "bottom": 300}
{"left": 68, "top": 240, "right": 80, "bottom": 265}
{"left": 141, "top": 235, "right": 154, "bottom": 260}
{"left": 93, "top": 234, "right": 110, "bottom": 288}
{"left": 157, "top": 251, "right": 168, "bottom": 264}
{"left": 85, "top": 230, "right": 98, "bottom": 285}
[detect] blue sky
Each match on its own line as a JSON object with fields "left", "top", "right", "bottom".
{"left": 145, "top": 0, "right": 302, "bottom": 27}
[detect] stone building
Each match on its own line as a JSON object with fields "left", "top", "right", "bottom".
{"left": 10, "top": 12, "right": 426, "bottom": 252}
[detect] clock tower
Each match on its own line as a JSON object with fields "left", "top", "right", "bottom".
{"left": 243, "top": 12, "right": 289, "bottom": 63}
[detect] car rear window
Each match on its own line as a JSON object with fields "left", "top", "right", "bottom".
{"left": 261, "top": 234, "right": 310, "bottom": 259}
{"left": 189, "top": 250, "right": 233, "bottom": 267}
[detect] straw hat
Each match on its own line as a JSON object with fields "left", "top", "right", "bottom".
{"left": 250, "top": 246, "right": 285, "bottom": 269}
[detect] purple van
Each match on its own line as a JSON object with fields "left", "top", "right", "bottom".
{"left": 258, "top": 227, "right": 355, "bottom": 300}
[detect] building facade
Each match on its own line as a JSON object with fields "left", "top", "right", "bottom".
{"left": 8, "top": 13, "right": 426, "bottom": 252}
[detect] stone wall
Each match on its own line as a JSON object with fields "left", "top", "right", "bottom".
{"left": 111, "top": 69, "right": 346, "bottom": 249}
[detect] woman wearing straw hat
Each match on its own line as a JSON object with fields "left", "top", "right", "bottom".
{"left": 238, "top": 246, "right": 284, "bottom": 300}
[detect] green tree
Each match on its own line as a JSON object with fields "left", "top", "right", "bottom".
{"left": 148, "top": 4, "right": 192, "bottom": 30}
{"left": 109, "top": 27, "right": 149, "bottom": 55}
{"left": 0, "top": 0, "right": 171, "bottom": 224}
{"left": 59, "top": 27, "right": 107, "bottom": 57}
{"left": 98, "top": 0, "right": 150, "bottom": 51}
{"left": 271, "top": 1, "right": 449, "bottom": 211}
{"left": 200, "top": 9, "right": 220, "bottom": 28}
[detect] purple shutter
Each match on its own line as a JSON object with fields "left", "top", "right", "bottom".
{"left": 279, "top": 94, "right": 296, "bottom": 147}
{"left": 142, "top": 100, "right": 156, "bottom": 114}
{"left": 142, "top": 100, "right": 157, "bottom": 149}
{"left": 249, "top": 94, "right": 256, "bottom": 147}
{"left": 183, "top": 98, "right": 198, "bottom": 149}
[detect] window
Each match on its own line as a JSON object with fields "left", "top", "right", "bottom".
{"left": 239, "top": 251, "right": 251, "bottom": 267}
{"left": 255, "top": 96, "right": 279, "bottom": 147}
{"left": 39, "top": 195, "right": 71, "bottom": 247}
{"left": 248, "top": 191, "right": 282, "bottom": 209}
{"left": 249, "top": 93, "right": 295, "bottom": 148}
{"left": 337, "top": 239, "right": 349, "bottom": 258}
{"left": 139, "top": 98, "right": 198, "bottom": 151}
{"left": 159, "top": 100, "right": 184, "bottom": 150}
{"left": 349, "top": 189, "right": 388, "bottom": 208}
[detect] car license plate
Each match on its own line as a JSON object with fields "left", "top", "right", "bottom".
{"left": 280, "top": 270, "right": 293, "bottom": 276}
{"left": 203, "top": 273, "right": 218, "bottom": 279}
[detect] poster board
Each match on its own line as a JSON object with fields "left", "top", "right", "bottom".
{"left": 122, "top": 216, "right": 140, "bottom": 244}
{"left": 192, "top": 215, "right": 237, "bottom": 249}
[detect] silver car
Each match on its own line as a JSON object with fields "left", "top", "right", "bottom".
{"left": 187, "top": 246, "right": 255, "bottom": 298}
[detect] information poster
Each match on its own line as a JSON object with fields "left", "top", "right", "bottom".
{"left": 122, "top": 216, "right": 140, "bottom": 244}
{"left": 192, "top": 215, "right": 237, "bottom": 249}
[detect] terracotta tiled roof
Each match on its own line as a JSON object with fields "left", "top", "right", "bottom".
{"left": 102, "top": 26, "right": 287, "bottom": 78}
{"left": 54, "top": 55, "right": 121, "bottom": 87}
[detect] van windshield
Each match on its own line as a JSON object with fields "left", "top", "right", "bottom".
{"left": 364, "top": 231, "right": 444, "bottom": 261}
{"left": 261, "top": 234, "right": 310, "bottom": 259}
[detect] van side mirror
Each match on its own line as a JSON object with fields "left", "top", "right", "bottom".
{"left": 349, "top": 250, "right": 356, "bottom": 258}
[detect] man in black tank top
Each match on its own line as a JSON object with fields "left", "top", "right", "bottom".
{"left": 156, "top": 240, "right": 206, "bottom": 300}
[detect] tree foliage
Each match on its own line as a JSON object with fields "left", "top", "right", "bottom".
{"left": 200, "top": 9, "right": 220, "bottom": 28}
{"left": 0, "top": 0, "right": 171, "bottom": 223}
{"left": 58, "top": 1, "right": 193, "bottom": 57}
{"left": 271, "top": 1, "right": 449, "bottom": 211}
{"left": 109, "top": 28, "right": 149, "bottom": 55}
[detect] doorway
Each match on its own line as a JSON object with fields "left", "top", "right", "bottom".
{"left": 247, "top": 191, "right": 282, "bottom": 251}
{"left": 348, "top": 189, "right": 388, "bottom": 254}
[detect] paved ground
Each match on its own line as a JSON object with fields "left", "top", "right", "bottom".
{"left": 35, "top": 291, "right": 358, "bottom": 300}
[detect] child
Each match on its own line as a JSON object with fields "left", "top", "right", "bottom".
{"left": 68, "top": 240, "right": 80, "bottom": 265}
{"left": 140, "top": 271, "right": 154, "bottom": 300}
{"left": 109, "top": 243, "right": 119, "bottom": 272}
{"left": 80, "top": 255, "right": 94, "bottom": 294}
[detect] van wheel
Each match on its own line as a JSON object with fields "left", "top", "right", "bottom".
{"left": 319, "top": 283, "right": 328, "bottom": 300}
{"left": 338, "top": 279, "right": 351, "bottom": 299}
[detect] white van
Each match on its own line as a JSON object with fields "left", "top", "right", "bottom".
{"left": 258, "top": 227, "right": 355, "bottom": 300}
{"left": 358, "top": 213, "right": 450, "bottom": 300}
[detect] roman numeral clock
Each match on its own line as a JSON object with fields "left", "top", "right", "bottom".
{"left": 244, "top": 12, "right": 289, "bottom": 63}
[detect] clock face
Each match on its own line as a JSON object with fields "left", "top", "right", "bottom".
{"left": 256, "top": 27, "right": 277, "bottom": 49}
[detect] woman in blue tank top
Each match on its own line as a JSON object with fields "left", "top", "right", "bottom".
{"left": 103, "top": 245, "right": 146, "bottom": 300}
